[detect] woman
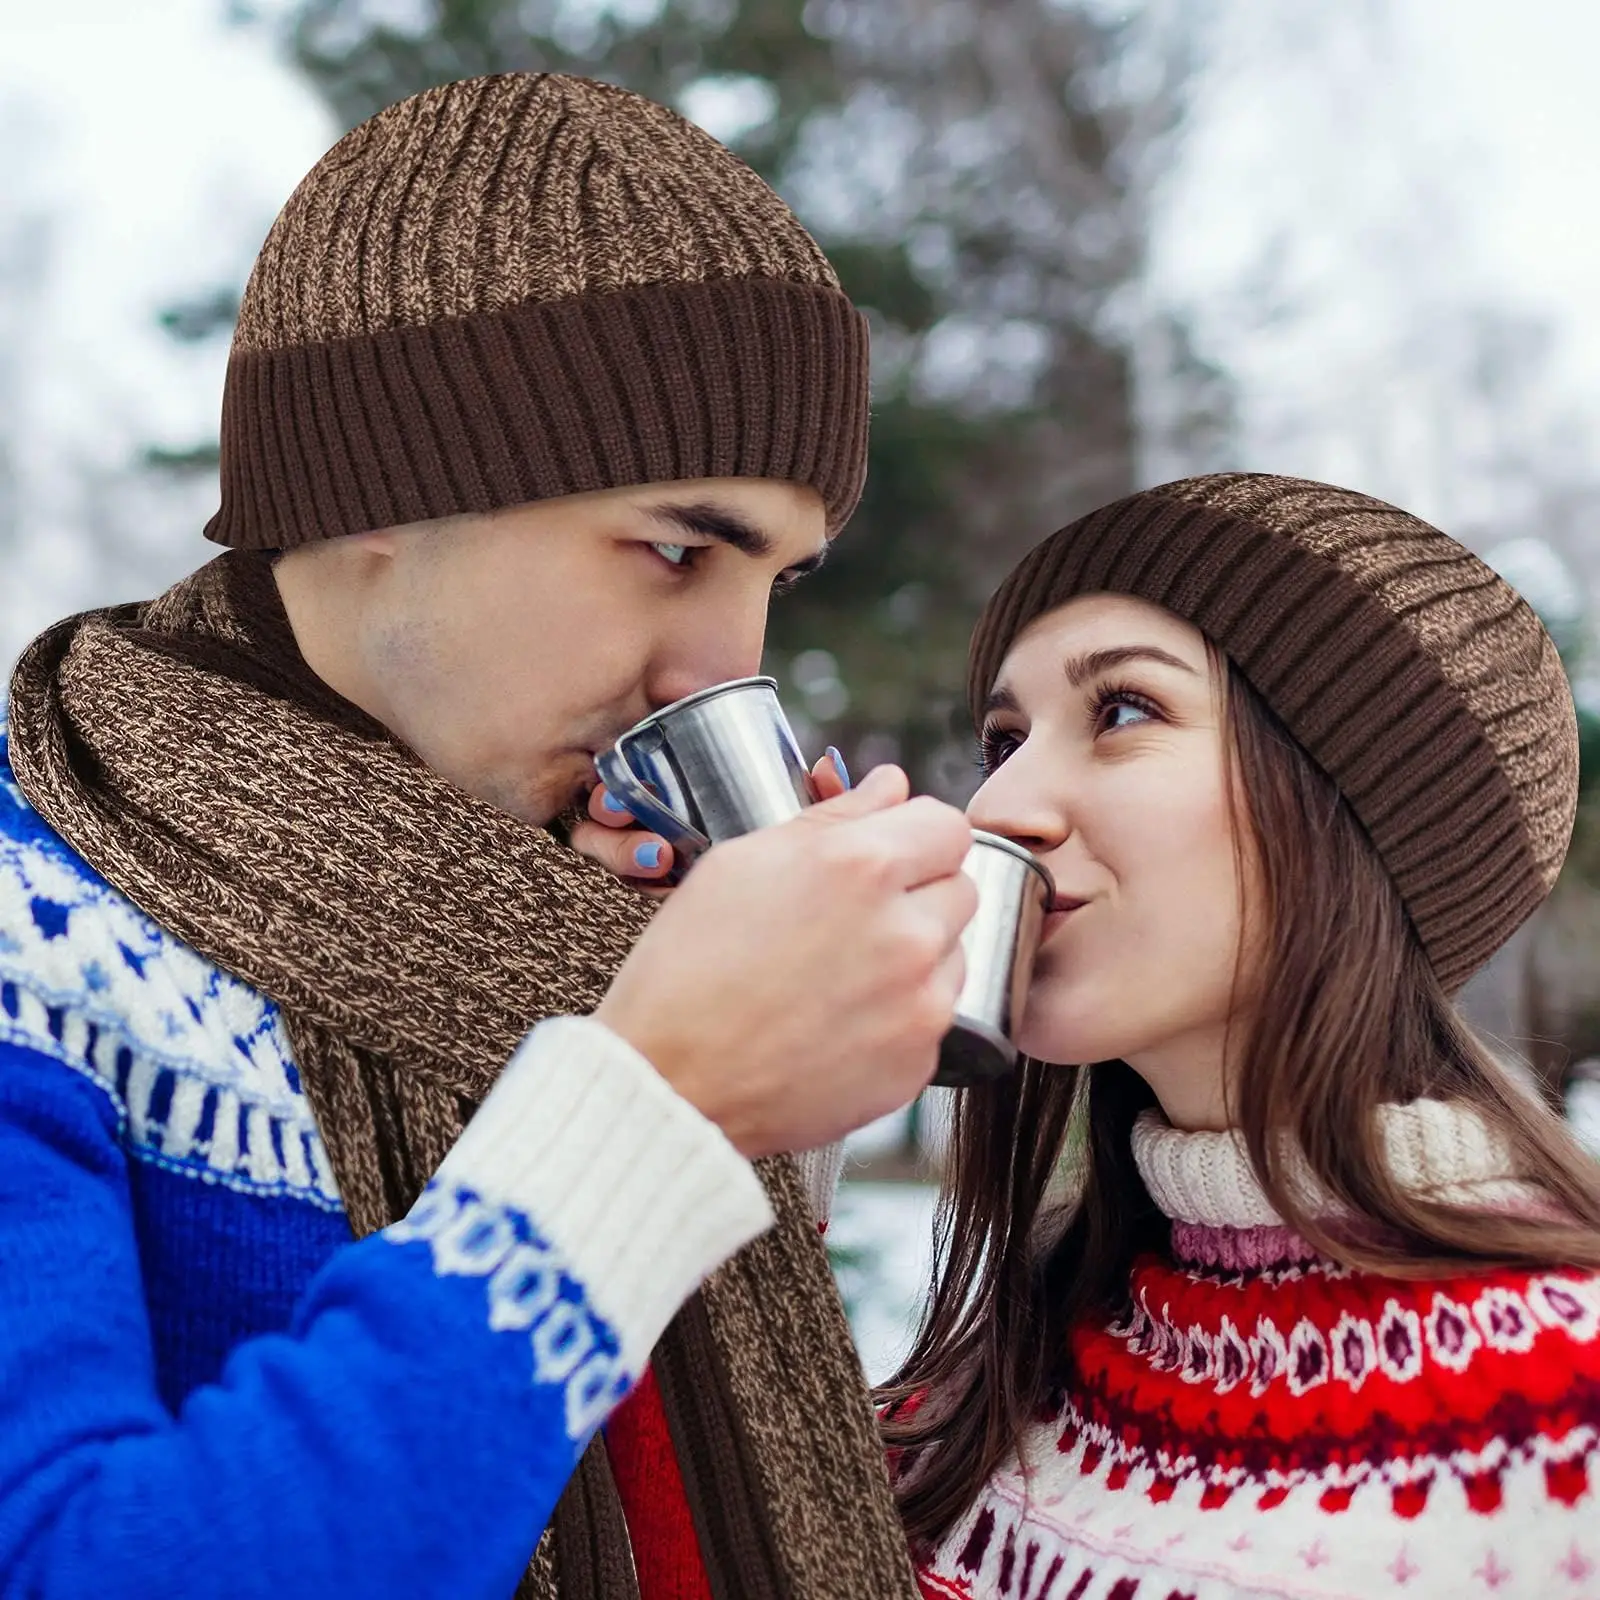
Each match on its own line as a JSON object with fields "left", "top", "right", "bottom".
{"left": 884, "top": 474, "right": 1600, "bottom": 1600}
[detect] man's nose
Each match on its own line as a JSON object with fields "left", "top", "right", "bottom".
{"left": 646, "top": 599, "right": 768, "bottom": 708}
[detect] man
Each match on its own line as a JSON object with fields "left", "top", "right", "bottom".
{"left": 0, "top": 75, "right": 974, "bottom": 1597}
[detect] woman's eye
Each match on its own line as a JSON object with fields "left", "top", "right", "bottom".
{"left": 977, "top": 727, "right": 1021, "bottom": 772}
{"left": 1091, "top": 684, "right": 1161, "bottom": 733}
{"left": 651, "top": 541, "right": 691, "bottom": 567}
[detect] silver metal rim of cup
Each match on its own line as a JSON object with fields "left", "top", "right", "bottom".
{"left": 626, "top": 674, "right": 779, "bottom": 731}
{"left": 966, "top": 827, "right": 1055, "bottom": 903}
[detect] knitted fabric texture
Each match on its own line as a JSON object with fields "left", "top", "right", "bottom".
{"left": 967, "top": 473, "right": 1580, "bottom": 991}
{"left": 914, "top": 1100, "right": 1600, "bottom": 1600}
{"left": 1130, "top": 1101, "right": 1535, "bottom": 1229}
{"left": 205, "top": 73, "right": 871, "bottom": 548}
{"left": 4, "top": 554, "right": 917, "bottom": 1600}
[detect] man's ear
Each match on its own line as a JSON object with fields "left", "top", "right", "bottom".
{"left": 274, "top": 530, "right": 393, "bottom": 620}
{"left": 344, "top": 526, "right": 404, "bottom": 559}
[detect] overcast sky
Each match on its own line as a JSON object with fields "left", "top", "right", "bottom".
{"left": 1410, "top": 0, "right": 1600, "bottom": 374}
{"left": 1, "top": 0, "right": 1598, "bottom": 637}
{"left": 1, "top": 0, "right": 333, "bottom": 459}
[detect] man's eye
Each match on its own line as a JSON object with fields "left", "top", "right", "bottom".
{"left": 650, "top": 542, "right": 691, "bottom": 567}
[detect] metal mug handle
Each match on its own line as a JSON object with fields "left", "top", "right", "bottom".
{"left": 594, "top": 729, "right": 712, "bottom": 856}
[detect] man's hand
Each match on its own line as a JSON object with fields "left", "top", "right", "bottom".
{"left": 595, "top": 764, "right": 976, "bottom": 1157}
{"left": 571, "top": 748, "right": 850, "bottom": 893}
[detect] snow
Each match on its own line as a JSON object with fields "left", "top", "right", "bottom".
{"left": 1567, "top": 1074, "right": 1600, "bottom": 1159}
{"left": 828, "top": 1180, "right": 940, "bottom": 1385}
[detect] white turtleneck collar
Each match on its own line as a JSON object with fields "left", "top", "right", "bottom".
{"left": 1129, "top": 1098, "right": 1533, "bottom": 1229}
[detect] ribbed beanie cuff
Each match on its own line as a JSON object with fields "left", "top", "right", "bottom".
{"left": 204, "top": 276, "right": 868, "bottom": 549}
{"left": 968, "top": 484, "right": 1579, "bottom": 992}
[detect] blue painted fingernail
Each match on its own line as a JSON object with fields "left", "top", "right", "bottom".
{"left": 602, "top": 789, "right": 631, "bottom": 814}
{"left": 634, "top": 841, "right": 664, "bottom": 870}
{"left": 827, "top": 746, "right": 851, "bottom": 789}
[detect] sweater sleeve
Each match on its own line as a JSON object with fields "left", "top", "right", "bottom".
{"left": 0, "top": 1016, "right": 771, "bottom": 1599}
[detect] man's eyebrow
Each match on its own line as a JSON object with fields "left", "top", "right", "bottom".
{"left": 643, "top": 500, "right": 828, "bottom": 575}
{"left": 1061, "top": 645, "right": 1199, "bottom": 688}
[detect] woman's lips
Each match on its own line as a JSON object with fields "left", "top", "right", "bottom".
{"left": 1041, "top": 898, "right": 1087, "bottom": 938}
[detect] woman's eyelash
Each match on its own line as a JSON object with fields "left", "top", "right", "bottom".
{"left": 977, "top": 682, "right": 1161, "bottom": 771}
{"left": 976, "top": 724, "right": 1017, "bottom": 773}
{"left": 1088, "top": 680, "right": 1162, "bottom": 728}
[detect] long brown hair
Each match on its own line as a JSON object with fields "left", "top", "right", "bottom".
{"left": 880, "top": 644, "right": 1600, "bottom": 1549}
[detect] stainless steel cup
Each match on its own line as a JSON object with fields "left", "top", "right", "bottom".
{"left": 933, "top": 830, "right": 1054, "bottom": 1088}
{"left": 595, "top": 676, "right": 816, "bottom": 869}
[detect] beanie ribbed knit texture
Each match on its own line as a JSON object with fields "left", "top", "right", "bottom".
{"left": 205, "top": 73, "right": 870, "bottom": 549}
{"left": 967, "top": 474, "right": 1580, "bottom": 993}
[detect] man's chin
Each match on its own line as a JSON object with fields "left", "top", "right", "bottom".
{"left": 530, "top": 752, "right": 602, "bottom": 829}
{"left": 464, "top": 752, "right": 592, "bottom": 830}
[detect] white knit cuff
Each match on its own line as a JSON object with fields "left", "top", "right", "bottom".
{"left": 430, "top": 1014, "right": 774, "bottom": 1373}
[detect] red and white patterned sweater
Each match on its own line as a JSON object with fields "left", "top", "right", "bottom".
{"left": 915, "top": 1101, "right": 1600, "bottom": 1600}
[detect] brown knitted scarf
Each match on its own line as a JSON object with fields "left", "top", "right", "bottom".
{"left": 5, "top": 551, "right": 917, "bottom": 1600}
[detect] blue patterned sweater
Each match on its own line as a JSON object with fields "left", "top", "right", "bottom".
{"left": 0, "top": 718, "right": 772, "bottom": 1597}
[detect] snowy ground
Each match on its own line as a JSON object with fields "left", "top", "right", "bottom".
{"left": 828, "top": 1180, "right": 939, "bottom": 1385}
{"left": 828, "top": 1108, "right": 941, "bottom": 1384}
{"left": 1567, "top": 1078, "right": 1600, "bottom": 1157}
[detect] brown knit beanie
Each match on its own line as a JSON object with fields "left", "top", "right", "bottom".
{"left": 968, "top": 473, "right": 1581, "bottom": 993}
{"left": 204, "top": 73, "right": 870, "bottom": 549}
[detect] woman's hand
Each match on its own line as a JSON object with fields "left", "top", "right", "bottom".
{"left": 570, "top": 747, "right": 851, "bottom": 893}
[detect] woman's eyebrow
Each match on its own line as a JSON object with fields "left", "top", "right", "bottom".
{"left": 1061, "top": 645, "right": 1199, "bottom": 688}
{"left": 982, "top": 645, "right": 1197, "bottom": 718}
{"left": 981, "top": 683, "right": 1021, "bottom": 718}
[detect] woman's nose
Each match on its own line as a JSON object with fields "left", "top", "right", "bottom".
{"left": 967, "top": 753, "right": 1070, "bottom": 852}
